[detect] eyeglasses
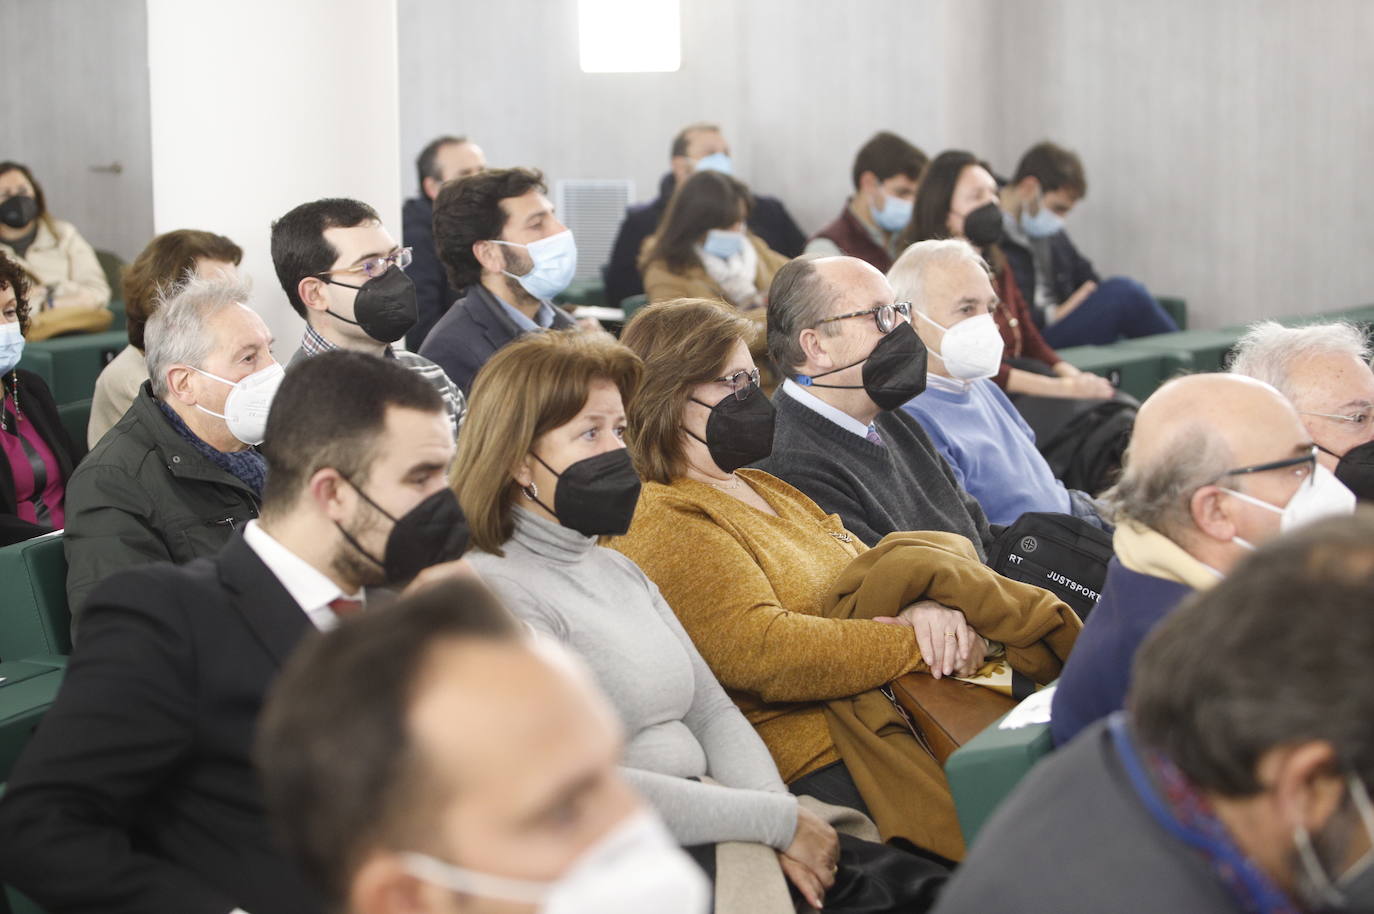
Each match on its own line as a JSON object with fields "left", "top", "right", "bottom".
{"left": 1302, "top": 407, "right": 1374, "bottom": 427}
{"left": 1218, "top": 446, "right": 1317, "bottom": 482}
{"left": 814, "top": 302, "right": 912, "bottom": 334}
{"left": 712, "top": 367, "right": 761, "bottom": 401}
{"left": 316, "top": 247, "right": 413, "bottom": 280}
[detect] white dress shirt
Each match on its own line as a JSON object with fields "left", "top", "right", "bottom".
{"left": 781, "top": 377, "right": 875, "bottom": 439}
{"left": 241, "top": 520, "right": 364, "bottom": 633}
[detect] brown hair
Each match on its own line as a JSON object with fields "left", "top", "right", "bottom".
{"left": 1012, "top": 141, "right": 1087, "bottom": 199}
{"left": 0, "top": 162, "right": 49, "bottom": 227}
{"left": 452, "top": 330, "right": 643, "bottom": 555}
{"left": 620, "top": 299, "right": 758, "bottom": 484}
{"left": 123, "top": 229, "right": 243, "bottom": 350}
{"left": 0, "top": 251, "right": 31, "bottom": 336}
{"left": 643, "top": 170, "right": 754, "bottom": 274}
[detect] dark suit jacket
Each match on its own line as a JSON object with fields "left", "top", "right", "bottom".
{"left": 418, "top": 282, "right": 576, "bottom": 395}
{"left": 0, "top": 533, "right": 324, "bottom": 914}
{"left": 401, "top": 195, "right": 462, "bottom": 351}
{"left": 601, "top": 172, "right": 807, "bottom": 307}
{"left": 1, "top": 368, "right": 80, "bottom": 546}
{"left": 999, "top": 230, "right": 1100, "bottom": 327}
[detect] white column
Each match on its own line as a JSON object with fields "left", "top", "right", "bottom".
{"left": 146, "top": 0, "right": 402, "bottom": 352}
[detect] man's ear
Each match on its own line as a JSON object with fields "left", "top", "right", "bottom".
{"left": 1015, "top": 175, "right": 1041, "bottom": 202}
{"left": 298, "top": 275, "right": 331, "bottom": 315}
{"left": 798, "top": 326, "right": 835, "bottom": 372}
{"left": 856, "top": 170, "right": 880, "bottom": 197}
{"left": 422, "top": 175, "right": 443, "bottom": 202}
{"left": 1191, "top": 484, "right": 1239, "bottom": 543}
{"left": 165, "top": 365, "right": 198, "bottom": 406}
{"left": 1263, "top": 740, "right": 1344, "bottom": 835}
{"left": 351, "top": 851, "right": 436, "bottom": 914}
{"left": 472, "top": 239, "right": 505, "bottom": 276}
{"left": 309, "top": 467, "right": 351, "bottom": 522}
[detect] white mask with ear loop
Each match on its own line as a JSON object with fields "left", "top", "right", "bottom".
{"left": 915, "top": 308, "right": 1004, "bottom": 380}
{"left": 402, "top": 809, "right": 709, "bottom": 914}
{"left": 1221, "top": 463, "right": 1356, "bottom": 550}
{"left": 189, "top": 362, "right": 285, "bottom": 446}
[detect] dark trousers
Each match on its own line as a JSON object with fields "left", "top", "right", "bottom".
{"left": 1041, "top": 276, "right": 1179, "bottom": 348}
{"left": 789, "top": 759, "right": 872, "bottom": 818}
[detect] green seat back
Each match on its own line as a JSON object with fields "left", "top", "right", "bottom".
{"left": 16, "top": 330, "right": 127, "bottom": 406}
{"left": 0, "top": 533, "right": 71, "bottom": 662}
{"left": 619, "top": 294, "right": 649, "bottom": 322}
{"left": 558, "top": 279, "right": 607, "bottom": 309}
{"left": 1155, "top": 295, "right": 1187, "bottom": 330}
{"left": 1113, "top": 327, "right": 1249, "bottom": 374}
{"left": 1056, "top": 344, "right": 1190, "bottom": 401}
{"left": 57, "top": 399, "right": 92, "bottom": 452}
{"left": 944, "top": 693, "right": 1055, "bottom": 845}
{"left": 93, "top": 248, "right": 129, "bottom": 336}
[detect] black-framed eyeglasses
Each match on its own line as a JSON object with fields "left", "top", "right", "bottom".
{"left": 1218, "top": 447, "right": 1317, "bottom": 482}
{"left": 315, "top": 247, "right": 413, "bottom": 281}
{"left": 1302, "top": 407, "right": 1374, "bottom": 427}
{"left": 712, "top": 367, "right": 762, "bottom": 401}
{"left": 814, "top": 302, "right": 912, "bottom": 334}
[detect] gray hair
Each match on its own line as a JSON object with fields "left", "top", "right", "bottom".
{"left": 1100, "top": 421, "right": 1234, "bottom": 537}
{"left": 1228, "top": 320, "right": 1372, "bottom": 403}
{"left": 766, "top": 256, "right": 840, "bottom": 375}
{"left": 887, "top": 238, "right": 991, "bottom": 314}
{"left": 145, "top": 274, "right": 255, "bottom": 398}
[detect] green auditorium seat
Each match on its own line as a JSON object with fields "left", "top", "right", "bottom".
{"left": 1155, "top": 296, "right": 1187, "bottom": 331}
{"left": 944, "top": 690, "right": 1055, "bottom": 845}
{"left": 0, "top": 533, "right": 72, "bottom": 663}
{"left": 0, "top": 656, "right": 64, "bottom": 781}
{"left": 619, "top": 293, "right": 649, "bottom": 322}
{"left": 94, "top": 248, "right": 128, "bottom": 334}
{"left": 16, "top": 330, "right": 127, "bottom": 406}
{"left": 558, "top": 279, "right": 608, "bottom": 309}
{"left": 57, "top": 399, "right": 92, "bottom": 452}
{"left": 1114, "top": 327, "right": 1248, "bottom": 374}
{"left": 1056, "top": 344, "right": 1189, "bottom": 401}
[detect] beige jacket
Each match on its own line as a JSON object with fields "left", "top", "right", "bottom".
{"left": 0, "top": 217, "right": 111, "bottom": 311}
{"left": 639, "top": 232, "right": 788, "bottom": 310}
{"left": 88, "top": 344, "right": 146, "bottom": 448}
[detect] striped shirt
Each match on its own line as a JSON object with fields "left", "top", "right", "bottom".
{"left": 297, "top": 326, "right": 466, "bottom": 439}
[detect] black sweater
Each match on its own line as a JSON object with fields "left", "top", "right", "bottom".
{"left": 753, "top": 389, "right": 994, "bottom": 559}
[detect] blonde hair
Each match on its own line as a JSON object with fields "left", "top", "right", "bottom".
{"left": 452, "top": 331, "right": 642, "bottom": 555}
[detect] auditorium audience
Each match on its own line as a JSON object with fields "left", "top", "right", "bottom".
{"left": 88, "top": 229, "right": 243, "bottom": 447}
{"left": 755, "top": 256, "right": 996, "bottom": 554}
{"left": 615, "top": 298, "right": 1082, "bottom": 865}
{"left": 0, "top": 161, "right": 112, "bottom": 334}
{"left": 1230, "top": 320, "right": 1374, "bottom": 501}
{"left": 603, "top": 122, "right": 806, "bottom": 306}
{"left": 256, "top": 576, "right": 710, "bottom": 914}
{"left": 403, "top": 134, "right": 487, "bottom": 349}
{"left": 935, "top": 512, "right": 1374, "bottom": 913}
{"left": 271, "top": 197, "right": 465, "bottom": 438}
{"left": 892, "top": 239, "right": 1104, "bottom": 527}
{"left": 1051, "top": 373, "right": 1355, "bottom": 747}
{"left": 0, "top": 351, "right": 467, "bottom": 914}
{"left": 902, "top": 150, "right": 1113, "bottom": 400}
{"left": 63, "top": 276, "right": 279, "bottom": 620}
{"left": 639, "top": 169, "right": 789, "bottom": 316}
{"left": 806, "top": 131, "right": 928, "bottom": 272}
{"left": 0, "top": 253, "right": 78, "bottom": 546}
{"left": 420, "top": 167, "right": 578, "bottom": 394}
{"left": 997, "top": 141, "right": 1177, "bottom": 347}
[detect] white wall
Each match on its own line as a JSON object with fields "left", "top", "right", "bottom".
{"left": 147, "top": 0, "right": 403, "bottom": 353}
{"left": 399, "top": 0, "right": 1374, "bottom": 329}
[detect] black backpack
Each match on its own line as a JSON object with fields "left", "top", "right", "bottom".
{"left": 988, "top": 512, "right": 1114, "bottom": 622}
{"left": 1035, "top": 397, "right": 1137, "bottom": 495}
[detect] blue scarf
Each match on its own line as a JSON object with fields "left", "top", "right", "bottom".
{"left": 157, "top": 399, "right": 267, "bottom": 497}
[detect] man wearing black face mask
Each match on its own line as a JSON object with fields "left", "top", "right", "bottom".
{"left": 756, "top": 255, "right": 996, "bottom": 557}
{"left": 271, "top": 198, "right": 466, "bottom": 439}
{"left": 0, "top": 351, "right": 470, "bottom": 914}
{"left": 1231, "top": 320, "right": 1374, "bottom": 502}
{"left": 934, "top": 512, "right": 1374, "bottom": 914}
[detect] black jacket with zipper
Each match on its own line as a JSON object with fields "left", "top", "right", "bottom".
{"left": 63, "top": 382, "right": 259, "bottom": 628}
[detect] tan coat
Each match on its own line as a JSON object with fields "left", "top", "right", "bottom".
{"left": 0, "top": 217, "right": 111, "bottom": 311}
{"left": 87, "top": 344, "right": 146, "bottom": 448}
{"left": 638, "top": 232, "right": 789, "bottom": 311}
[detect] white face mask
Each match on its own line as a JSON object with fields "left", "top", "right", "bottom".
{"left": 1223, "top": 463, "right": 1356, "bottom": 550}
{"left": 190, "top": 361, "right": 285, "bottom": 446}
{"left": 402, "top": 810, "right": 709, "bottom": 914}
{"left": 915, "top": 309, "right": 1005, "bottom": 380}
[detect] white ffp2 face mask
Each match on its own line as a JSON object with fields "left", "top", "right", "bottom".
{"left": 916, "top": 309, "right": 1005, "bottom": 380}
{"left": 1224, "top": 463, "right": 1356, "bottom": 549}
{"left": 190, "top": 361, "right": 284, "bottom": 446}
{"left": 403, "top": 810, "right": 709, "bottom": 914}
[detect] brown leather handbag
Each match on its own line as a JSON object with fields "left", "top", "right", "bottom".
{"left": 885, "top": 673, "right": 1017, "bottom": 764}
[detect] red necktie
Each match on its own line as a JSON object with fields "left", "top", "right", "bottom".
{"left": 328, "top": 597, "right": 364, "bottom": 619}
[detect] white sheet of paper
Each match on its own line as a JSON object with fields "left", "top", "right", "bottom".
{"left": 998, "top": 685, "right": 1057, "bottom": 730}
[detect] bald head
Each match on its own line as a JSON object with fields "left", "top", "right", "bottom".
{"left": 1132, "top": 374, "right": 1305, "bottom": 473}
{"left": 769, "top": 255, "right": 890, "bottom": 373}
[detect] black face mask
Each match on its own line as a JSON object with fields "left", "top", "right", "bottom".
{"left": 323, "top": 265, "right": 418, "bottom": 344}
{"left": 336, "top": 484, "right": 470, "bottom": 587}
{"left": 796, "top": 320, "right": 929, "bottom": 411}
{"left": 527, "top": 448, "right": 642, "bottom": 537}
{"left": 962, "top": 201, "right": 1005, "bottom": 248}
{"left": 1320, "top": 441, "right": 1374, "bottom": 502}
{"left": 685, "top": 386, "right": 776, "bottom": 473}
{"left": 0, "top": 195, "right": 39, "bottom": 230}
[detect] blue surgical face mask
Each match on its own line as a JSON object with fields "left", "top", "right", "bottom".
{"left": 0, "top": 322, "right": 24, "bottom": 375}
{"left": 1020, "top": 190, "right": 1065, "bottom": 238}
{"left": 702, "top": 229, "right": 746, "bottom": 260}
{"left": 871, "top": 192, "right": 913, "bottom": 233}
{"left": 694, "top": 152, "right": 734, "bottom": 176}
{"left": 491, "top": 229, "right": 578, "bottom": 302}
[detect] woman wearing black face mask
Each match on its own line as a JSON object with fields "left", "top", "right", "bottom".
{"left": 900, "top": 150, "right": 1114, "bottom": 403}
{"left": 456, "top": 330, "right": 949, "bottom": 913}
{"left": 0, "top": 162, "right": 112, "bottom": 337}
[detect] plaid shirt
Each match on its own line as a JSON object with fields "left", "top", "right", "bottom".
{"left": 299, "top": 326, "right": 466, "bottom": 439}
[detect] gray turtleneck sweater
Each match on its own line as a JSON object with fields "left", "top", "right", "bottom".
{"left": 468, "top": 507, "right": 798, "bottom": 850}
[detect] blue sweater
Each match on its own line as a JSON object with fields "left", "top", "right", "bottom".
{"left": 902, "top": 378, "right": 1072, "bottom": 526}
{"left": 1050, "top": 558, "right": 1194, "bottom": 747}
